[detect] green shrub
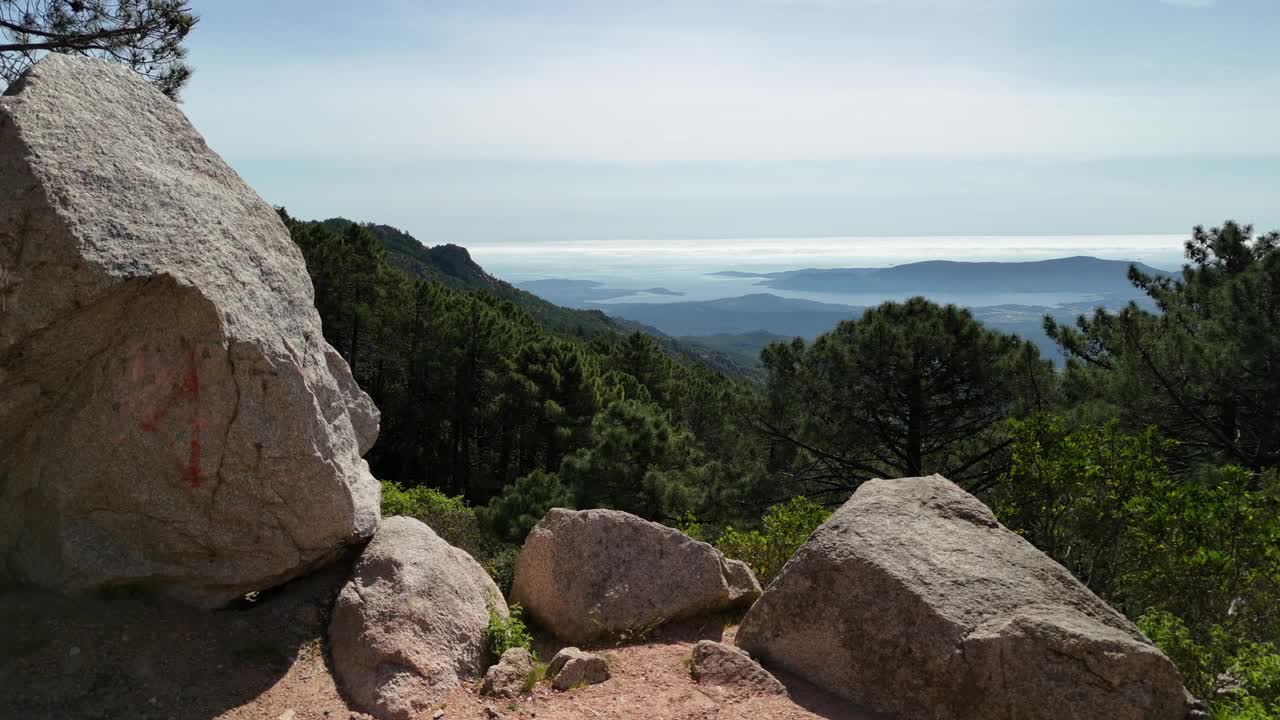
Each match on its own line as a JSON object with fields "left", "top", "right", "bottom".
{"left": 1221, "top": 642, "right": 1280, "bottom": 719}
{"left": 477, "top": 470, "right": 574, "bottom": 544}
{"left": 485, "top": 545, "right": 521, "bottom": 597}
{"left": 993, "top": 417, "right": 1280, "bottom": 719}
{"left": 674, "top": 512, "right": 707, "bottom": 542}
{"left": 484, "top": 602, "right": 535, "bottom": 665}
{"left": 523, "top": 662, "right": 548, "bottom": 693}
{"left": 715, "top": 496, "right": 829, "bottom": 585}
{"left": 1139, "top": 609, "right": 1280, "bottom": 719}
{"left": 381, "top": 481, "right": 492, "bottom": 560}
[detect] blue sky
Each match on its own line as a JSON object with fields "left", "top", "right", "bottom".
{"left": 181, "top": 0, "right": 1280, "bottom": 245}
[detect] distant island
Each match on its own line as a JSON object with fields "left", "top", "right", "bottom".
{"left": 711, "top": 256, "right": 1172, "bottom": 294}
{"left": 519, "top": 278, "right": 683, "bottom": 303}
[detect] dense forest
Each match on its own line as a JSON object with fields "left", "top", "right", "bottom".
{"left": 285, "top": 212, "right": 1279, "bottom": 720}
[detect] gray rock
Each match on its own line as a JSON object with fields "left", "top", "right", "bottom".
{"left": 510, "top": 508, "right": 760, "bottom": 643}
{"left": 547, "top": 647, "right": 610, "bottom": 691}
{"left": 330, "top": 517, "right": 507, "bottom": 720}
{"left": 737, "top": 475, "right": 1188, "bottom": 720}
{"left": 0, "top": 54, "right": 379, "bottom": 607}
{"left": 689, "top": 640, "right": 785, "bottom": 695}
{"left": 481, "top": 647, "right": 534, "bottom": 698}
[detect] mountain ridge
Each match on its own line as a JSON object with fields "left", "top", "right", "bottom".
{"left": 314, "top": 217, "right": 764, "bottom": 380}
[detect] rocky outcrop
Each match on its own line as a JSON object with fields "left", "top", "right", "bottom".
{"left": 689, "top": 640, "right": 785, "bottom": 695}
{"left": 0, "top": 54, "right": 380, "bottom": 607}
{"left": 547, "top": 647, "right": 610, "bottom": 691}
{"left": 736, "top": 475, "right": 1187, "bottom": 720}
{"left": 510, "top": 508, "right": 761, "bottom": 643}
{"left": 481, "top": 648, "right": 534, "bottom": 698}
{"left": 330, "top": 517, "right": 506, "bottom": 720}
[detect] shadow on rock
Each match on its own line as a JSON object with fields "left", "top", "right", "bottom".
{"left": 772, "top": 666, "right": 896, "bottom": 720}
{"left": 528, "top": 608, "right": 741, "bottom": 661}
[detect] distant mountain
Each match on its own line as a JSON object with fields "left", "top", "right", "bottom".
{"left": 605, "top": 293, "right": 858, "bottom": 337}
{"left": 519, "top": 278, "right": 683, "bottom": 304}
{"left": 610, "top": 293, "right": 1079, "bottom": 365}
{"left": 719, "top": 256, "right": 1170, "bottom": 295}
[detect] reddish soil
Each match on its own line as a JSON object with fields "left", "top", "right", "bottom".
{"left": 0, "top": 558, "right": 884, "bottom": 720}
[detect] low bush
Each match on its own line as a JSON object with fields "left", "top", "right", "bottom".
{"left": 381, "top": 481, "right": 493, "bottom": 560}
{"left": 1139, "top": 610, "right": 1280, "bottom": 720}
{"left": 483, "top": 602, "right": 535, "bottom": 666}
{"left": 485, "top": 545, "right": 521, "bottom": 598}
{"left": 714, "top": 496, "right": 829, "bottom": 585}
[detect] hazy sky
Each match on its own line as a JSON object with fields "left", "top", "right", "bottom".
{"left": 182, "top": 0, "right": 1280, "bottom": 245}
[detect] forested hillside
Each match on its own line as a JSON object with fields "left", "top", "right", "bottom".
{"left": 281, "top": 211, "right": 773, "bottom": 534}
{"left": 288, "top": 214, "right": 1279, "bottom": 719}
{"left": 313, "top": 216, "right": 763, "bottom": 380}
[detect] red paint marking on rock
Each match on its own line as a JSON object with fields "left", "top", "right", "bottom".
{"left": 181, "top": 338, "right": 204, "bottom": 488}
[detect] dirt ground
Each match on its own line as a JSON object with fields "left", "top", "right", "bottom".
{"left": 0, "top": 557, "right": 885, "bottom": 720}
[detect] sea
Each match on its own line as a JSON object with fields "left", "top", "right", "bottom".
{"left": 467, "top": 234, "right": 1186, "bottom": 308}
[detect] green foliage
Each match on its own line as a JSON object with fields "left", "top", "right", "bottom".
{"left": 1140, "top": 610, "right": 1280, "bottom": 720}
{"left": 1122, "top": 466, "right": 1280, "bottom": 647}
{"left": 484, "top": 545, "right": 522, "bottom": 598}
{"left": 715, "top": 496, "right": 830, "bottom": 585}
{"left": 990, "top": 415, "right": 1173, "bottom": 595}
{"left": 558, "top": 398, "right": 707, "bottom": 522}
{"left": 523, "top": 662, "right": 548, "bottom": 693}
{"left": 996, "top": 417, "right": 1280, "bottom": 627}
{"left": 1138, "top": 610, "right": 1236, "bottom": 702}
{"left": 1047, "top": 222, "right": 1280, "bottom": 471}
{"left": 674, "top": 512, "right": 708, "bottom": 542}
{"left": 484, "top": 603, "right": 535, "bottom": 666}
{"left": 994, "top": 416, "right": 1280, "bottom": 714}
{"left": 760, "top": 297, "right": 1052, "bottom": 500}
{"left": 380, "top": 481, "right": 492, "bottom": 560}
{"left": 478, "top": 470, "right": 574, "bottom": 544}
{"left": 0, "top": 1, "right": 199, "bottom": 98}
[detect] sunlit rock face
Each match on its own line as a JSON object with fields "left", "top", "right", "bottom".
{"left": 0, "top": 54, "right": 380, "bottom": 607}
{"left": 737, "top": 474, "right": 1189, "bottom": 720}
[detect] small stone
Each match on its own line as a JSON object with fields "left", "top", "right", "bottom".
{"left": 481, "top": 647, "right": 535, "bottom": 698}
{"left": 689, "top": 640, "right": 785, "bottom": 695}
{"left": 547, "top": 647, "right": 610, "bottom": 691}
{"left": 68, "top": 646, "right": 81, "bottom": 656}
{"left": 431, "top": 711, "right": 444, "bottom": 720}
{"left": 277, "top": 711, "right": 296, "bottom": 720}
{"left": 483, "top": 706, "right": 501, "bottom": 719}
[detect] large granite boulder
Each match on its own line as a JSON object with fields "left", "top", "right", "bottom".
{"left": 736, "top": 475, "right": 1187, "bottom": 720}
{"left": 330, "top": 517, "right": 507, "bottom": 720}
{"left": 510, "top": 508, "right": 761, "bottom": 643}
{"left": 0, "top": 54, "right": 379, "bottom": 606}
